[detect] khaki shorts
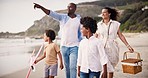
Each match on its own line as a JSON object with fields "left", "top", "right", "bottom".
{"left": 44, "top": 63, "right": 58, "bottom": 77}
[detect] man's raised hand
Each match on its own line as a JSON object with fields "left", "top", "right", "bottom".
{"left": 34, "top": 3, "right": 41, "bottom": 9}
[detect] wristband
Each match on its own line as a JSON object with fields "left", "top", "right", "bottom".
{"left": 126, "top": 44, "right": 130, "bottom": 48}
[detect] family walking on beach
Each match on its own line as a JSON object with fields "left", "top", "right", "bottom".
{"left": 33, "top": 2, "right": 134, "bottom": 78}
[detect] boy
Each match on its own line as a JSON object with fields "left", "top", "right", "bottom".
{"left": 77, "top": 17, "right": 108, "bottom": 78}
{"left": 35, "top": 29, "right": 64, "bottom": 78}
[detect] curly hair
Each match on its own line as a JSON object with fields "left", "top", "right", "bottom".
{"left": 104, "top": 7, "right": 119, "bottom": 21}
{"left": 80, "top": 17, "right": 97, "bottom": 33}
{"left": 45, "top": 29, "right": 56, "bottom": 40}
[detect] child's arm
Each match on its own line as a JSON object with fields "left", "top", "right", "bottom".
{"left": 57, "top": 52, "right": 64, "bottom": 70}
{"left": 77, "top": 42, "right": 82, "bottom": 77}
{"left": 78, "top": 66, "right": 81, "bottom": 77}
{"left": 98, "top": 42, "right": 108, "bottom": 78}
{"left": 35, "top": 51, "right": 46, "bottom": 64}
{"left": 102, "top": 64, "right": 107, "bottom": 78}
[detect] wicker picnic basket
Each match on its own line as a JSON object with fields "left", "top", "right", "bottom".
{"left": 121, "top": 51, "right": 143, "bottom": 74}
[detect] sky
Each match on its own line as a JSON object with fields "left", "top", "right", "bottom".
{"left": 0, "top": 0, "right": 97, "bottom": 33}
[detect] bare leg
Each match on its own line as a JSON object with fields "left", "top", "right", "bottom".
{"left": 109, "top": 72, "right": 113, "bottom": 78}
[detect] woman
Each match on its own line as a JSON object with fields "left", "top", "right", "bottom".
{"left": 95, "top": 7, "right": 134, "bottom": 78}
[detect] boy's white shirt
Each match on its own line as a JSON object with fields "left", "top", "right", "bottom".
{"left": 77, "top": 36, "right": 108, "bottom": 73}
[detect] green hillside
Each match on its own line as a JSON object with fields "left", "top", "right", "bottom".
{"left": 26, "top": 0, "right": 148, "bottom": 37}
{"left": 119, "top": 2, "right": 148, "bottom": 32}
{"left": 25, "top": 4, "right": 102, "bottom": 37}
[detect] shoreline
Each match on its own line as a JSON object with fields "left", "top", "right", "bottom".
{"left": 1, "top": 32, "right": 148, "bottom": 78}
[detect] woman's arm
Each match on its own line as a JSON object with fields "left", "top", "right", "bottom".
{"left": 117, "top": 29, "right": 134, "bottom": 52}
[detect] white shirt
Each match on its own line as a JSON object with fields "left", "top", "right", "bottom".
{"left": 49, "top": 11, "right": 82, "bottom": 47}
{"left": 77, "top": 36, "right": 108, "bottom": 73}
{"left": 61, "top": 17, "right": 81, "bottom": 47}
{"left": 96, "top": 20, "right": 120, "bottom": 41}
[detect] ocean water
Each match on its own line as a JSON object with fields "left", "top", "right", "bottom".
{"left": 0, "top": 38, "right": 44, "bottom": 76}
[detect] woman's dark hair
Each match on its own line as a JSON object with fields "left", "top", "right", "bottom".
{"left": 45, "top": 29, "right": 56, "bottom": 40}
{"left": 104, "top": 7, "right": 119, "bottom": 21}
{"left": 80, "top": 17, "right": 97, "bottom": 33}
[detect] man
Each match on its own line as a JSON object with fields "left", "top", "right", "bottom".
{"left": 34, "top": 3, "right": 82, "bottom": 78}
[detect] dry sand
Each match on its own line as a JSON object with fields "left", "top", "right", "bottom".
{"left": 1, "top": 33, "right": 148, "bottom": 78}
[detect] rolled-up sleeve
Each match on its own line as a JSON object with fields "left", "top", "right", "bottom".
{"left": 49, "top": 10, "right": 63, "bottom": 21}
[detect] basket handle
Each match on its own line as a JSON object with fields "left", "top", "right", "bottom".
{"left": 123, "top": 51, "right": 141, "bottom": 60}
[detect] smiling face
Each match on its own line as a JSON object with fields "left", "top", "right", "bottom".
{"left": 67, "top": 3, "right": 76, "bottom": 14}
{"left": 101, "top": 8, "right": 110, "bottom": 20}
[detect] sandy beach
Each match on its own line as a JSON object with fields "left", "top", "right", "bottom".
{"left": 0, "top": 33, "right": 148, "bottom": 78}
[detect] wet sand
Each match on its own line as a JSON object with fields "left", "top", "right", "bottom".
{"left": 1, "top": 33, "right": 148, "bottom": 78}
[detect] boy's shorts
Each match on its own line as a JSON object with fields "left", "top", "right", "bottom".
{"left": 44, "top": 63, "right": 58, "bottom": 77}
